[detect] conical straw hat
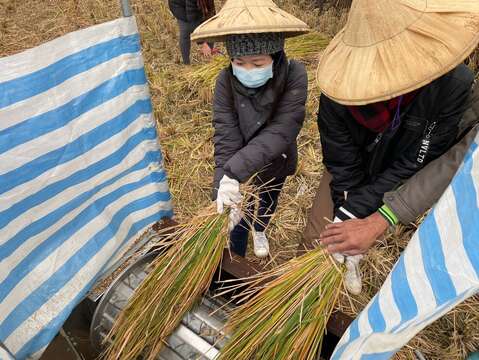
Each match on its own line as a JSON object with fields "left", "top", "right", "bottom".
{"left": 317, "top": 0, "right": 479, "bottom": 106}
{"left": 191, "top": 0, "right": 310, "bottom": 42}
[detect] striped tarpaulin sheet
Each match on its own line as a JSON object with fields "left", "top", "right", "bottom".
{"left": 0, "top": 341, "right": 14, "bottom": 360}
{"left": 332, "top": 134, "right": 479, "bottom": 359}
{"left": 0, "top": 17, "right": 173, "bottom": 359}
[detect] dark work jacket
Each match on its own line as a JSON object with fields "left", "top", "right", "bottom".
{"left": 319, "top": 64, "right": 474, "bottom": 219}
{"left": 168, "top": 0, "right": 213, "bottom": 22}
{"left": 212, "top": 57, "right": 308, "bottom": 199}
{"left": 384, "top": 87, "right": 479, "bottom": 224}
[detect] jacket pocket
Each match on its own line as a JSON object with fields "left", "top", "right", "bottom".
{"left": 403, "top": 115, "right": 428, "bottom": 134}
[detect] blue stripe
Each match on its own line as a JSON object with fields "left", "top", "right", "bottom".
{"left": 331, "top": 319, "right": 360, "bottom": 359}
{"left": 331, "top": 336, "right": 351, "bottom": 360}
{"left": 367, "top": 295, "right": 386, "bottom": 332}
{"left": 390, "top": 256, "right": 418, "bottom": 323}
{"left": 0, "top": 97, "right": 152, "bottom": 196}
{"left": 0, "top": 127, "right": 158, "bottom": 231}
{"left": 396, "top": 292, "right": 469, "bottom": 335}
{"left": 418, "top": 214, "right": 457, "bottom": 305}
{"left": 0, "top": 67, "right": 147, "bottom": 155}
{"left": 0, "top": 150, "right": 161, "bottom": 262}
{"left": 0, "top": 172, "right": 169, "bottom": 307}
{"left": 349, "top": 317, "right": 360, "bottom": 341}
{"left": 13, "top": 209, "right": 173, "bottom": 359}
{"left": 333, "top": 254, "right": 418, "bottom": 359}
{"left": 452, "top": 142, "right": 479, "bottom": 276}
{"left": 0, "top": 34, "right": 140, "bottom": 109}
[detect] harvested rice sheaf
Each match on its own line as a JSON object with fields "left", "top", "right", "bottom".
{"left": 219, "top": 249, "right": 344, "bottom": 360}
{"left": 104, "top": 208, "right": 228, "bottom": 360}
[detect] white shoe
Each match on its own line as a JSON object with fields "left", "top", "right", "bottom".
{"left": 344, "top": 255, "right": 363, "bottom": 295}
{"left": 253, "top": 231, "right": 270, "bottom": 258}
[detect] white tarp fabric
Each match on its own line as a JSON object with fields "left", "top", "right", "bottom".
{"left": 332, "top": 133, "right": 479, "bottom": 359}
{"left": 0, "top": 17, "right": 173, "bottom": 359}
{"left": 0, "top": 342, "right": 15, "bottom": 360}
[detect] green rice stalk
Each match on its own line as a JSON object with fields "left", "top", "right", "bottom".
{"left": 218, "top": 248, "right": 344, "bottom": 360}
{"left": 103, "top": 207, "right": 228, "bottom": 360}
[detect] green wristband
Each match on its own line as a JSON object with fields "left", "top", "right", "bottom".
{"left": 378, "top": 204, "right": 399, "bottom": 226}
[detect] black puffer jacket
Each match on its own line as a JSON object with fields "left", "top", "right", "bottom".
{"left": 319, "top": 64, "right": 474, "bottom": 220}
{"left": 168, "top": 0, "right": 208, "bottom": 22}
{"left": 212, "top": 54, "right": 308, "bottom": 199}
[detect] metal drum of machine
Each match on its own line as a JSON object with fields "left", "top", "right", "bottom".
{"left": 90, "top": 251, "right": 231, "bottom": 360}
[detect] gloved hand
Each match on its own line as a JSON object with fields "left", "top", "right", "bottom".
{"left": 331, "top": 217, "right": 363, "bottom": 295}
{"left": 216, "top": 175, "right": 242, "bottom": 214}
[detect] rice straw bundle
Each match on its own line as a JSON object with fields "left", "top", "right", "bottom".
{"left": 219, "top": 247, "right": 344, "bottom": 360}
{"left": 103, "top": 207, "right": 228, "bottom": 360}
{"left": 285, "top": 32, "right": 330, "bottom": 60}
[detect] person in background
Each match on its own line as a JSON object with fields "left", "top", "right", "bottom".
{"left": 191, "top": 0, "right": 310, "bottom": 258}
{"left": 304, "top": 0, "right": 479, "bottom": 294}
{"left": 168, "top": 0, "right": 215, "bottom": 64}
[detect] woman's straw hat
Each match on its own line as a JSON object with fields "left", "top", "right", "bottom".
{"left": 317, "top": 0, "right": 479, "bottom": 106}
{"left": 191, "top": 0, "right": 310, "bottom": 43}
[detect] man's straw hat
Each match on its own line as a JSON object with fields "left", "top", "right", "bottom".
{"left": 191, "top": 0, "right": 310, "bottom": 43}
{"left": 317, "top": 0, "right": 479, "bottom": 106}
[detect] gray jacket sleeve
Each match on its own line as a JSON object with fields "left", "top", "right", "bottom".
{"left": 384, "top": 87, "right": 479, "bottom": 224}
{"left": 212, "top": 70, "right": 244, "bottom": 199}
{"left": 384, "top": 126, "right": 478, "bottom": 224}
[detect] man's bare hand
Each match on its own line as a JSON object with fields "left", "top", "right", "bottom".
{"left": 200, "top": 42, "right": 212, "bottom": 57}
{"left": 320, "top": 212, "right": 389, "bottom": 256}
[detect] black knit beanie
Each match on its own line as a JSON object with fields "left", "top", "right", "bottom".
{"left": 226, "top": 33, "right": 285, "bottom": 58}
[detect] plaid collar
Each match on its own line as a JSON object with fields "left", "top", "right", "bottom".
{"left": 348, "top": 91, "right": 418, "bottom": 133}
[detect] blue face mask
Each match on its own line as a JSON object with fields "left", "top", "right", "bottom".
{"left": 232, "top": 62, "right": 274, "bottom": 88}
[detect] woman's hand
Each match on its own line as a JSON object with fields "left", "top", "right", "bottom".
{"left": 216, "top": 175, "right": 242, "bottom": 214}
{"left": 320, "top": 212, "right": 389, "bottom": 256}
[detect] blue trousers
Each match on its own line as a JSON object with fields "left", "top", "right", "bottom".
{"left": 230, "top": 178, "right": 285, "bottom": 257}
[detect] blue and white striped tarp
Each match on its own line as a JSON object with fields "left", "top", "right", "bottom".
{"left": 0, "top": 17, "right": 173, "bottom": 359}
{"left": 332, "top": 133, "right": 479, "bottom": 359}
{"left": 0, "top": 342, "right": 14, "bottom": 360}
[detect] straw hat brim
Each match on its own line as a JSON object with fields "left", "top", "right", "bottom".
{"left": 191, "top": 2, "right": 310, "bottom": 43}
{"left": 317, "top": 9, "right": 479, "bottom": 106}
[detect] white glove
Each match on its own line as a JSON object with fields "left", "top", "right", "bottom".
{"left": 216, "top": 175, "right": 242, "bottom": 214}
{"left": 228, "top": 205, "right": 243, "bottom": 232}
{"left": 331, "top": 217, "right": 363, "bottom": 295}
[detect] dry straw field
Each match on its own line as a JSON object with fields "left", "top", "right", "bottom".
{"left": 1, "top": 0, "right": 478, "bottom": 358}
